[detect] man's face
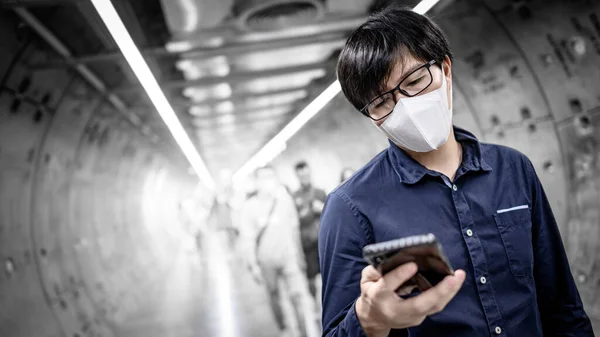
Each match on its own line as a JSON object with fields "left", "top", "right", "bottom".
{"left": 372, "top": 55, "right": 453, "bottom": 127}
{"left": 296, "top": 167, "right": 312, "bottom": 187}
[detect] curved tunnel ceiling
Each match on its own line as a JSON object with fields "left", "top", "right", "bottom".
{"left": 0, "top": 0, "right": 599, "bottom": 336}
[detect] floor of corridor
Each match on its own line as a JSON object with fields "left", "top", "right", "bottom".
{"left": 90, "top": 210, "right": 600, "bottom": 337}
{"left": 114, "top": 231, "right": 283, "bottom": 337}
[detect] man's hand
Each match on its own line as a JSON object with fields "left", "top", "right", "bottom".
{"left": 355, "top": 262, "right": 466, "bottom": 337}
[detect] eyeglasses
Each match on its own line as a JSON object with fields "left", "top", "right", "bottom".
{"left": 360, "top": 60, "right": 437, "bottom": 121}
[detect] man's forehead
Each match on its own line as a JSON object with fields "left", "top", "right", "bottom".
{"left": 393, "top": 57, "right": 424, "bottom": 75}
{"left": 386, "top": 57, "right": 427, "bottom": 87}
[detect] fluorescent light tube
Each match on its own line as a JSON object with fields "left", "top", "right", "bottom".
{"left": 90, "top": 0, "right": 215, "bottom": 190}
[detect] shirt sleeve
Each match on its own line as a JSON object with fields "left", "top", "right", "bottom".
{"left": 525, "top": 159, "right": 595, "bottom": 336}
{"left": 319, "top": 190, "right": 370, "bottom": 337}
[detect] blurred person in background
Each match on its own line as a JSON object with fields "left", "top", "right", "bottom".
{"left": 214, "top": 169, "right": 239, "bottom": 252}
{"left": 178, "top": 182, "right": 216, "bottom": 255}
{"left": 293, "top": 161, "right": 327, "bottom": 306}
{"left": 340, "top": 167, "right": 356, "bottom": 184}
{"left": 240, "top": 165, "right": 320, "bottom": 337}
{"left": 178, "top": 197, "right": 203, "bottom": 254}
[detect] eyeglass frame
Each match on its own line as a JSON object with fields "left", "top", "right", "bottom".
{"left": 359, "top": 59, "right": 438, "bottom": 121}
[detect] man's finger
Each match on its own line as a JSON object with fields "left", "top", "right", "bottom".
{"left": 361, "top": 265, "right": 382, "bottom": 284}
{"left": 378, "top": 262, "right": 418, "bottom": 292}
{"left": 404, "top": 269, "right": 466, "bottom": 315}
{"left": 395, "top": 284, "right": 418, "bottom": 296}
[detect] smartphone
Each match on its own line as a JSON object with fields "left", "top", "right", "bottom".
{"left": 362, "top": 233, "right": 454, "bottom": 292}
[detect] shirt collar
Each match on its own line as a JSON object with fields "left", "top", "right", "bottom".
{"left": 387, "top": 126, "right": 493, "bottom": 184}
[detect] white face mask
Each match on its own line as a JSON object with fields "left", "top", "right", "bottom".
{"left": 378, "top": 69, "right": 453, "bottom": 152}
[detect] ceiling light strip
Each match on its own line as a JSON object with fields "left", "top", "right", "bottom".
{"left": 232, "top": 81, "right": 340, "bottom": 183}
{"left": 413, "top": 0, "right": 442, "bottom": 14}
{"left": 232, "top": 0, "right": 440, "bottom": 183}
{"left": 90, "top": 0, "right": 215, "bottom": 190}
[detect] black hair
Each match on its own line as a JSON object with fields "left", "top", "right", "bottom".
{"left": 294, "top": 161, "right": 309, "bottom": 171}
{"left": 336, "top": 4, "right": 453, "bottom": 111}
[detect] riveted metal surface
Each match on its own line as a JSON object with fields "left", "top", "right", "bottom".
{"left": 1, "top": 40, "right": 72, "bottom": 110}
{"left": 452, "top": 78, "right": 484, "bottom": 140}
{"left": 0, "top": 10, "right": 26, "bottom": 85}
{"left": 0, "top": 9, "right": 194, "bottom": 336}
{"left": 557, "top": 108, "right": 600, "bottom": 320}
{"left": 437, "top": 0, "right": 550, "bottom": 133}
{"left": 495, "top": 0, "right": 600, "bottom": 123}
{"left": 68, "top": 110, "right": 186, "bottom": 328}
{"left": 30, "top": 77, "right": 115, "bottom": 337}
{"left": 0, "top": 62, "right": 63, "bottom": 337}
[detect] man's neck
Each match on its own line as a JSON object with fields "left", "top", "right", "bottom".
{"left": 404, "top": 129, "right": 462, "bottom": 181}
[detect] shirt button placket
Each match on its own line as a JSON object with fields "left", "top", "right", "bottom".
{"left": 453, "top": 186, "right": 504, "bottom": 335}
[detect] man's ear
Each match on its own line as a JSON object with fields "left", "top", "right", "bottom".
{"left": 444, "top": 55, "right": 453, "bottom": 111}
{"left": 443, "top": 55, "right": 452, "bottom": 79}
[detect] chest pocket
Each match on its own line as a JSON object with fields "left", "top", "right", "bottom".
{"left": 493, "top": 207, "right": 533, "bottom": 277}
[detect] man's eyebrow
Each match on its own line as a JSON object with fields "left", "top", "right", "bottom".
{"left": 371, "top": 62, "right": 424, "bottom": 101}
{"left": 394, "top": 62, "right": 423, "bottom": 84}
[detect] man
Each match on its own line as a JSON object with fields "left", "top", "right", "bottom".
{"left": 319, "top": 5, "right": 594, "bottom": 337}
{"left": 293, "top": 161, "right": 327, "bottom": 299}
{"left": 240, "top": 166, "right": 319, "bottom": 337}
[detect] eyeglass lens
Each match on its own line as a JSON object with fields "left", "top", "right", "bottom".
{"left": 366, "top": 65, "right": 434, "bottom": 120}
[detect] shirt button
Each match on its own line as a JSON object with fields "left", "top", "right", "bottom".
{"left": 466, "top": 229, "right": 473, "bottom": 237}
{"left": 480, "top": 276, "right": 487, "bottom": 284}
{"left": 452, "top": 184, "right": 458, "bottom": 191}
{"left": 495, "top": 326, "right": 502, "bottom": 334}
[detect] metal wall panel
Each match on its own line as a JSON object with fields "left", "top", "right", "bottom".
{"left": 0, "top": 9, "right": 195, "bottom": 337}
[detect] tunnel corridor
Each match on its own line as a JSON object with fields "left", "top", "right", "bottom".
{"left": 1, "top": 0, "right": 600, "bottom": 336}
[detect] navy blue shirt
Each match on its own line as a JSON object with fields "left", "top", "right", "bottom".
{"left": 319, "top": 127, "right": 594, "bottom": 337}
